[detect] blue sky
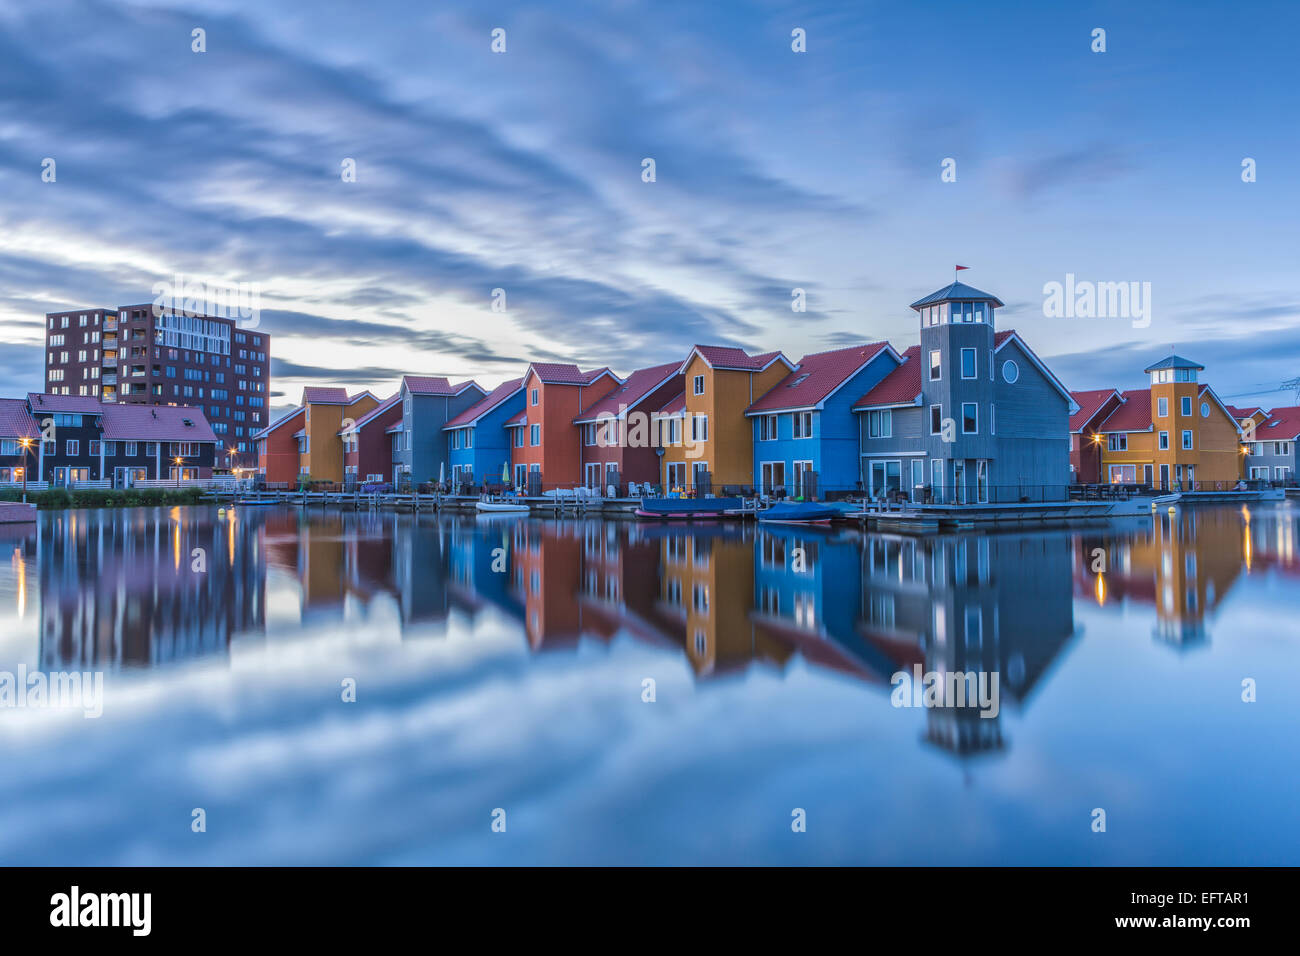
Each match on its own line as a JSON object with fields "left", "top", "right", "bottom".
{"left": 3, "top": 0, "right": 1298, "bottom": 417}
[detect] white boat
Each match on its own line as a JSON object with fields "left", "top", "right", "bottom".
{"left": 475, "top": 501, "right": 530, "bottom": 514}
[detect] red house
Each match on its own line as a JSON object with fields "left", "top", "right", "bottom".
{"left": 573, "top": 360, "right": 682, "bottom": 493}
{"left": 340, "top": 393, "right": 402, "bottom": 485}
{"left": 255, "top": 406, "right": 306, "bottom": 485}
{"left": 513, "top": 363, "right": 621, "bottom": 492}
{"left": 1069, "top": 388, "right": 1125, "bottom": 483}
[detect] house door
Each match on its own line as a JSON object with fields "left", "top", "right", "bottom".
{"left": 666, "top": 461, "right": 686, "bottom": 490}
{"left": 53, "top": 467, "right": 66, "bottom": 487}
{"left": 976, "top": 460, "right": 989, "bottom": 503}
{"left": 1143, "top": 464, "right": 1153, "bottom": 487}
{"left": 1159, "top": 464, "right": 1170, "bottom": 490}
{"left": 953, "top": 460, "right": 967, "bottom": 504}
{"left": 760, "top": 461, "right": 785, "bottom": 494}
{"left": 1187, "top": 465, "right": 1195, "bottom": 491}
{"left": 584, "top": 462, "right": 601, "bottom": 489}
{"left": 514, "top": 464, "right": 527, "bottom": 489}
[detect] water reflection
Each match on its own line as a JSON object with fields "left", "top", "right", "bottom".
{"left": 15, "top": 501, "right": 1299, "bottom": 757}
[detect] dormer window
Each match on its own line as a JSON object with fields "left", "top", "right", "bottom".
{"left": 788, "top": 374, "right": 810, "bottom": 387}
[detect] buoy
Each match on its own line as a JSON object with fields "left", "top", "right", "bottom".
{"left": 217, "top": 507, "right": 226, "bottom": 516}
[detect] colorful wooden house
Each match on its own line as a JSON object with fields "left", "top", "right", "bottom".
{"left": 511, "top": 363, "right": 621, "bottom": 493}
{"left": 1068, "top": 388, "right": 1125, "bottom": 483}
{"left": 745, "top": 342, "right": 899, "bottom": 498}
{"left": 1090, "top": 355, "right": 1243, "bottom": 489}
{"left": 658, "top": 345, "right": 793, "bottom": 493}
{"left": 393, "top": 376, "right": 485, "bottom": 487}
{"left": 1240, "top": 405, "right": 1298, "bottom": 483}
{"left": 339, "top": 392, "right": 402, "bottom": 485}
{"left": 851, "top": 282, "right": 1075, "bottom": 503}
{"left": 254, "top": 406, "right": 305, "bottom": 484}
{"left": 297, "top": 387, "right": 380, "bottom": 483}
{"left": 573, "top": 361, "right": 682, "bottom": 494}
{"left": 442, "top": 377, "right": 525, "bottom": 489}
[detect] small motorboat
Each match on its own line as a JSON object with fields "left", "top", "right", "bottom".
{"left": 476, "top": 500, "right": 530, "bottom": 514}
{"left": 636, "top": 496, "right": 742, "bottom": 520}
{"left": 756, "top": 501, "right": 840, "bottom": 525}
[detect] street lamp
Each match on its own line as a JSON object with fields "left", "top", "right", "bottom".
{"left": 174, "top": 456, "right": 184, "bottom": 488}
{"left": 18, "top": 437, "right": 32, "bottom": 498}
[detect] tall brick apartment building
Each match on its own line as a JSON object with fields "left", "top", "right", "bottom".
{"left": 43, "top": 303, "right": 270, "bottom": 470}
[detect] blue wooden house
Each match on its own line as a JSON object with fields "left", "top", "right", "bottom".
{"left": 744, "top": 342, "right": 901, "bottom": 498}
{"left": 851, "top": 281, "right": 1076, "bottom": 503}
{"left": 442, "top": 377, "right": 525, "bottom": 488}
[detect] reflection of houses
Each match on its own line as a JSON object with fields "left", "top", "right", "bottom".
{"left": 1074, "top": 508, "right": 1246, "bottom": 647}
{"left": 39, "top": 508, "right": 265, "bottom": 668}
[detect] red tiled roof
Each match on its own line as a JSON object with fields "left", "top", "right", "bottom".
{"left": 0, "top": 399, "right": 38, "bottom": 439}
{"left": 1097, "top": 389, "right": 1152, "bottom": 432}
{"left": 341, "top": 393, "right": 401, "bottom": 433}
{"left": 403, "top": 375, "right": 482, "bottom": 397}
{"left": 993, "top": 330, "right": 1014, "bottom": 347}
{"left": 851, "top": 346, "right": 921, "bottom": 409}
{"left": 1257, "top": 405, "right": 1300, "bottom": 440}
{"left": 99, "top": 403, "right": 218, "bottom": 442}
{"left": 1069, "top": 389, "right": 1121, "bottom": 432}
{"left": 655, "top": 388, "right": 686, "bottom": 415}
{"left": 505, "top": 410, "right": 527, "bottom": 427}
{"left": 747, "top": 342, "right": 889, "bottom": 414}
{"left": 574, "top": 362, "right": 680, "bottom": 423}
{"left": 26, "top": 393, "right": 103, "bottom": 414}
{"left": 444, "top": 378, "right": 525, "bottom": 429}
{"left": 302, "top": 386, "right": 349, "bottom": 404}
{"left": 526, "top": 363, "right": 617, "bottom": 386}
{"left": 687, "top": 345, "right": 787, "bottom": 372}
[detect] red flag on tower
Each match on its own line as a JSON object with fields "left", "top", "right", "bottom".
{"left": 955, "top": 265, "right": 969, "bottom": 272}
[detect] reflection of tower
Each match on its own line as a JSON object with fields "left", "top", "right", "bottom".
{"left": 38, "top": 507, "right": 266, "bottom": 669}
{"left": 856, "top": 531, "right": 1076, "bottom": 759}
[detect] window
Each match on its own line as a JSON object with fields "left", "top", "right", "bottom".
{"left": 759, "top": 414, "right": 777, "bottom": 441}
{"left": 693, "top": 375, "right": 705, "bottom": 396}
{"left": 692, "top": 414, "right": 708, "bottom": 442}
{"left": 514, "top": 428, "right": 524, "bottom": 448}
{"left": 451, "top": 431, "right": 460, "bottom": 450}
{"left": 530, "top": 423, "right": 540, "bottom": 446}
{"left": 1107, "top": 434, "right": 1127, "bottom": 451}
{"left": 962, "top": 403, "right": 978, "bottom": 434}
{"left": 1158, "top": 397, "right": 1168, "bottom": 417}
{"left": 530, "top": 388, "right": 538, "bottom": 406}
{"left": 1159, "top": 431, "right": 1169, "bottom": 450}
{"left": 1002, "top": 360, "right": 1019, "bottom": 383}
{"left": 88, "top": 441, "right": 100, "bottom": 456}
{"left": 960, "top": 348, "right": 976, "bottom": 379}
{"left": 867, "top": 409, "right": 891, "bottom": 438}
{"left": 929, "top": 349, "right": 941, "bottom": 381}
{"left": 792, "top": 411, "right": 813, "bottom": 438}
{"left": 1182, "top": 430, "right": 1193, "bottom": 450}
{"left": 583, "top": 423, "right": 597, "bottom": 446}
{"left": 1181, "top": 396, "right": 1192, "bottom": 416}
{"left": 1201, "top": 402, "right": 1210, "bottom": 418}
{"left": 930, "top": 404, "right": 943, "bottom": 435}
{"left": 66, "top": 440, "right": 78, "bottom": 456}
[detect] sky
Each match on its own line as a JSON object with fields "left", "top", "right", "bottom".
{"left": 2, "top": 0, "right": 1298, "bottom": 419}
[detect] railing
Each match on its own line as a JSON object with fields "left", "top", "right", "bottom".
{"left": 0, "top": 481, "right": 49, "bottom": 491}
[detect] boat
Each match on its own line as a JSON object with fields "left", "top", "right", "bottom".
{"left": 635, "top": 496, "right": 742, "bottom": 520}
{"left": 476, "top": 500, "right": 530, "bottom": 514}
{"left": 235, "top": 498, "right": 280, "bottom": 506}
{"left": 756, "top": 501, "right": 840, "bottom": 525}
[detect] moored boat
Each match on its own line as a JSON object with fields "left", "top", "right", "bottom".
{"left": 476, "top": 500, "right": 530, "bottom": 513}
{"left": 756, "top": 501, "right": 840, "bottom": 525}
{"left": 636, "top": 496, "right": 742, "bottom": 520}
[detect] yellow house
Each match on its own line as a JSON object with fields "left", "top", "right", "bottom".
{"left": 658, "top": 345, "right": 792, "bottom": 492}
{"left": 298, "top": 387, "right": 380, "bottom": 482}
{"left": 1095, "top": 355, "right": 1243, "bottom": 490}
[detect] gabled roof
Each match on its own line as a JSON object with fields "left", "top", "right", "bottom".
{"left": 1096, "top": 389, "right": 1152, "bottom": 432}
{"left": 301, "top": 386, "right": 350, "bottom": 404}
{"left": 851, "top": 346, "right": 921, "bottom": 409}
{"left": 747, "top": 342, "right": 895, "bottom": 415}
{"left": 26, "top": 393, "right": 103, "bottom": 414}
{"left": 573, "top": 362, "right": 680, "bottom": 423}
{"left": 524, "top": 363, "right": 620, "bottom": 387}
{"left": 910, "top": 281, "right": 1004, "bottom": 309}
{"left": 401, "top": 376, "right": 482, "bottom": 397}
{"left": 444, "top": 378, "right": 525, "bottom": 430}
{"left": 253, "top": 406, "right": 304, "bottom": 440}
{"left": 504, "top": 410, "right": 528, "bottom": 428}
{"left": 680, "top": 345, "right": 793, "bottom": 374}
{"left": 0, "top": 399, "right": 38, "bottom": 439}
{"left": 339, "top": 393, "right": 401, "bottom": 435}
{"left": 654, "top": 388, "right": 687, "bottom": 416}
{"left": 1144, "top": 354, "right": 1204, "bottom": 372}
{"left": 99, "top": 403, "right": 218, "bottom": 443}
{"left": 1227, "top": 404, "right": 1270, "bottom": 421}
{"left": 1197, "top": 384, "right": 1244, "bottom": 436}
{"left": 1069, "top": 389, "right": 1124, "bottom": 433}
{"left": 1257, "top": 405, "right": 1300, "bottom": 440}
{"left": 995, "top": 329, "right": 1077, "bottom": 411}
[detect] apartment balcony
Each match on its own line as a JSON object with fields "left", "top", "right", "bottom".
{"left": 103, "top": 319, "right": 116, "bottom": 332}
{"left": 101, "top": 389, "right": 117, "bottom": 403}
{"left": 101, "top": 354, "right": 116, "bottom": 367}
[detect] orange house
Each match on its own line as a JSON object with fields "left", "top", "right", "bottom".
{"left": 1092, "top": 355, "right": 1243, "bottom": 490}
{"left": 297, "top": 388, "right": 380, "bottom": 483}
{"left": 256, "top": 406, "right": 305, "bottom": 484}
{"left": 511, "top": 363, "right": 620, "bottom": 492}
{"left": 659, "top": 345, "right": 793, "bottom": 492}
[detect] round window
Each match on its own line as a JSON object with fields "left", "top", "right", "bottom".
{"left": 1200, "top": 402, "right": 1210, "bottom": 418}
{"left": 1002, "top": 360, "right": 1019, "bottom": 384}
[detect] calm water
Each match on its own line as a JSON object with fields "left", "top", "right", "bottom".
{"left": 0, "top": 502, "right": 1297, "bottom": 865}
